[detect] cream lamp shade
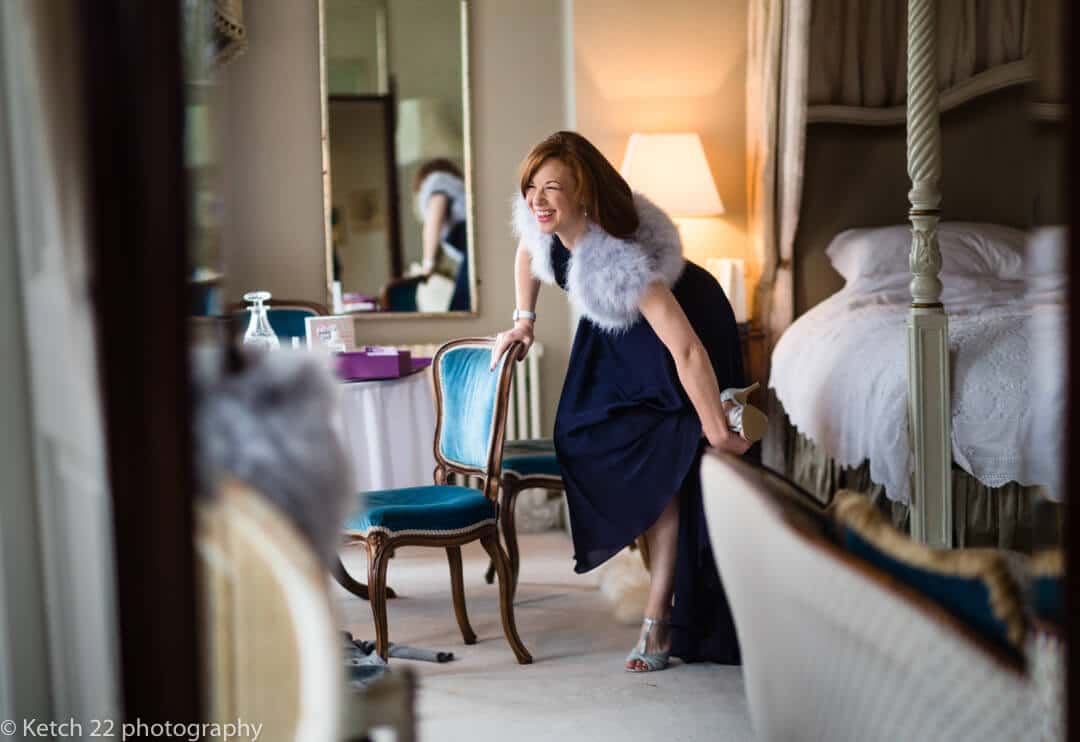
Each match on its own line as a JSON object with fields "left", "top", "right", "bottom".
{"left": 396, "top": 97, "right": 463, "bottom": 166}
{"left": 619, "top": 133, "right": 724, "bottom": 216}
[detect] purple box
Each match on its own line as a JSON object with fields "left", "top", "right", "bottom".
{"left": 336, "top": 348, "right": 413, "bottom": 381}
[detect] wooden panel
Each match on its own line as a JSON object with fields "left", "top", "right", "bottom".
{"left": 739, "top": 324, "right": 768, "bottom": 409}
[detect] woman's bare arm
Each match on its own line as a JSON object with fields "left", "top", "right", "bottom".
{"left": 638, "top": 282, "right": 750, "bottom": 454}
{"left": 490, "top": 243, "right": 540, "bottom": 369}
{"left": 420, "top": 193, "right": 450, "bottom": 271}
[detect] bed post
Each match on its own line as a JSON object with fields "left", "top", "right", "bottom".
{"left": 906, "top": 0, "right": 953, "bottom": 547}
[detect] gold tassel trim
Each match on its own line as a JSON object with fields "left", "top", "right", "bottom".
{"left": 1029, "top": 548, "right": 1063, "bottom": 577}
{"left": 830, "top": 490, "right": 1027, "bottom": 647}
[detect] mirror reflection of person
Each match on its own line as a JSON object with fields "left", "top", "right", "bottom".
{"left": 413, "top": 159, "right": 470, "bottom": 311}
{"left": 490, "top": 131, "right": 752, "bottom": 674}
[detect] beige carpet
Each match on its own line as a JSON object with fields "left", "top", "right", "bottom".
{"left": 335, "top": 531, "right": 754, "bottom": 742}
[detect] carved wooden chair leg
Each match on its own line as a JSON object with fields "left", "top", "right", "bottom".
{"left": 446, "top": 546, "right": 477, "bottom": 645}
{"left": 333, "top": 555, "right": 397, "bottom": 599}
{"left": 501, "top": 488, "right": 522, "bottom": 598}
{"left": 366, "top": 534, "right": 393, "bottom": 661}
{"left": 486, "top": 481, "right": 522, "bottom": 593}
{"left": 480, "top": 533, "right": 532, "bottom": 664}
{"left": 485, "top": 480, "right": 513, "bottom": 585}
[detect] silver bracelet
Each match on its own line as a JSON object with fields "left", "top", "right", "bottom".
{"left": 512, "top": 309, "right": 536, "bottom": 323}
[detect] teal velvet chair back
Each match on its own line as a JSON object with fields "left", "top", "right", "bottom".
{"left": 229, "top": 301, "right": 327, "bottom": 342}
{"left": 384, "top": 281, "right": 419, "bottom": 312}
{"left": 433, "top": 338, "right": 522, "bottom": 486}
{"left": 266, "top": 308, "right": 319, "bottom": 339}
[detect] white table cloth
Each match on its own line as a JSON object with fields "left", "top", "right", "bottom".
{"left": 338, "top": 369, "right": 437, "bottom": 493}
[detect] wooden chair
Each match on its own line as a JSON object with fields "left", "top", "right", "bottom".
{"left": 483, "top": 438, "right": 563, "bottom": 595}
{"left": 227, "top": 298, "right": 328, "bottom": 342}
{"left": 377, "top": 275, "right": 427, "bottom": 312}
{"left": 485, "top": 441, "right": 651, "bottom": 593}
{"left": 197, "top": 479, "right": 416, "bottom": 742}
{"left": 339, "top": 338, "right": 532, "bottom": 664}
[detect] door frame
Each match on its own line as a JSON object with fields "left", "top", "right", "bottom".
{"left": 79, "top": 0, "right": 200, "bottom": 725}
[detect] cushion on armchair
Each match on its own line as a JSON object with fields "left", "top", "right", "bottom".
{"left": 344, "top": 486, "right": 496, "bottom": 536}
{"left": 830, "top": 491, "right": 1026, "bottom": 654}
{"left": 1028, "top": 549, "right": 1064, "bottom": 629}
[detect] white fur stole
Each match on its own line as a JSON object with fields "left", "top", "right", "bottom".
{"left": 510, "top": 191, "right": 685, "bottom": 332}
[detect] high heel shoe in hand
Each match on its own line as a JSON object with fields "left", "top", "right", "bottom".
{"left": 720, "top": 382, "right": 768, "bottom": 445}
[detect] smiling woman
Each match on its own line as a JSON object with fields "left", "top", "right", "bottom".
{"left": 491, "top": 130, "right": 756, "bottom": 674}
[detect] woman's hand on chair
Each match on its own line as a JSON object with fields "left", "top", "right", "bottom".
{"left": 490, "top": 321, "right": 534, "bottom": 370}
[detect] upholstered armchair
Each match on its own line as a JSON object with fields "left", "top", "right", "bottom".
{"left": 197, "top": 479, "right": 415, "bottom": 742}
{"left": 339, "top": 338, "right": 532, "bottom": 664}
{"left": 700, "top": 452, "right": 1046, "bottom": 742}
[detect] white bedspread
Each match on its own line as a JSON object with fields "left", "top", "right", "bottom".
{"left": 770, "top": 281, "right": 1065, "bottom": 503}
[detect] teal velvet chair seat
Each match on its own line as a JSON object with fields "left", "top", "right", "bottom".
{"left": 345, "top": 486, "right": 496, "bottom": 536}
{"left": 378, "top": 275, "right": 426, "bottom": 312}
{"left": 337, "top": 338, "right": 532, "bottom": 665}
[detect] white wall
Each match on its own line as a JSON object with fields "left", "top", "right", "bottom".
{"left": 0, "top": 64, "right": 52, "bottom": 728}
{"left": 328, "top": 101, "right": 392, "bottom": 296}
{"left": 389, "top": 0, "right": 466, "bottom": 269}
{"left": 220, "top": 0, "right": 327, "bottom": 306}
{"left": 219, "top": 0, "right": 574, "bottom": 433}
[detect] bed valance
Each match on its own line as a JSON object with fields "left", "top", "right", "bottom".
{"left": 806, "top": 0, "right": 1065, "bottom": 125}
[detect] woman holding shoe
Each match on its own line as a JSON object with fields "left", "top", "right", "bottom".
{"left": 490, "top": 131, "right": 764, "bottom": 672}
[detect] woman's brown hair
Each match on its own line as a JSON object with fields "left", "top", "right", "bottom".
{"left": 413, "top": 158, "right": 463, "bottom": 192}
{"left": 518, "top": 131, "right": 639, "bottom": 238}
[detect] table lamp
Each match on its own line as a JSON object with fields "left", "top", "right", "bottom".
{"left": 620, "top": 132, "right": 745, "bottom": 322}
{"left": 619, "top": 132, "right": 724, "bottom": 217}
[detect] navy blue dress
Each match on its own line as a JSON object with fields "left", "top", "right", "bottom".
{"left": 550, "top": 237, "right": 744, "bottom": 664}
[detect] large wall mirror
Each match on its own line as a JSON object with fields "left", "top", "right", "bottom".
{"left": 320, "top": 0, "right": 474, "bottom": 316}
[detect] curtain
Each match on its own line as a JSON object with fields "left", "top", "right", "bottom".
{"left": 747, "top": 0, "right": 809, "bottom": 344}
{"left": 747, "top": 0, "right": 809, "bottom": 468}
{"left": 807, "top": 0, "right": 1033, "bottom": 108}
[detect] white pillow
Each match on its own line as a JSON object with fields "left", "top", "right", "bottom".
{"left": 826, "top": 222, "right": 1026, "bottom": 286}
{"left": 1025, "top": 226, "right": 1067, "bottom": 301}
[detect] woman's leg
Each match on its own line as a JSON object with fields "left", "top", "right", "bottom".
{"left": 626, "top": 493, "right": 679, "bottom": 670}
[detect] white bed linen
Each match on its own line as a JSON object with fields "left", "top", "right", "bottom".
{"left": 770, "top": 279, "right": 1064, "bottom": 504}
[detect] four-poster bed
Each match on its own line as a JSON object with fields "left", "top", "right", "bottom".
{"left": 750, "top": 0, "right": 1065, "bottom": 548}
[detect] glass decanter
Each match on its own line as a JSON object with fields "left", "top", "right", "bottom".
{"left": 242, "top": 291, "right": 280, "bottom": 351}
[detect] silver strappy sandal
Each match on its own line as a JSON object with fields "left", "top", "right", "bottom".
{"left": 624, "top": 617, "right": 671, "bottom": 673}
{"left": 720, "top": 382, "right": 768, "bottom": 445}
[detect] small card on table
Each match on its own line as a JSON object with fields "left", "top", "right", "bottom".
{"left": 305, "top": 315, "right": 356, "bottom": 352}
